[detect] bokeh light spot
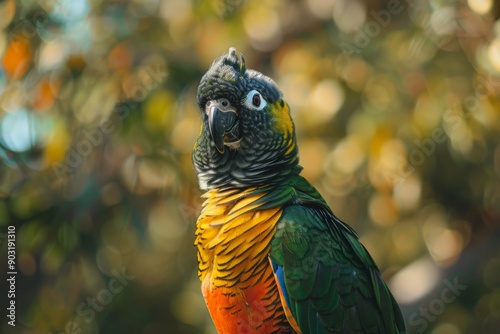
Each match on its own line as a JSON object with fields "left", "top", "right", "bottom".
{"left": 244, "top": 5, "right": 282, "bottom": 51}
{"left": 332, "top": 0, "right": 366, "bottom": 33}
{"left": 0, "top": 108, "right": 35, "bottom": 152}
{"left": 390, "top": 257, "right": 441, "bottom": 304}
{"left": 467, "top": 0, "right": 493, "bottom": 15}
{"left": 305, "top": 79, "right": 345, "bottom": 124}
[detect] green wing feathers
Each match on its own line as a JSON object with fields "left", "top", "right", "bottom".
{"left": 270, "top": 178, "right": 405, "bottom": 333}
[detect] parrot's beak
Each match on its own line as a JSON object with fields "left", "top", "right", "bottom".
{"left": 206, "top": 99, "right": 239, "bottom": 154}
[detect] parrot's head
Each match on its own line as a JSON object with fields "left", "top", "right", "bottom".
{"left": 193, "top": 47, "right": 301, "bottom": 190}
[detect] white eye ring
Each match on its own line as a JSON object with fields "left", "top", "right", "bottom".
{"left": 244, "top": 90, "right": 267, "bottom": 111}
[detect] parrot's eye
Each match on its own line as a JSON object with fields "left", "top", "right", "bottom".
{"left": 252, "top": 94, "right": 261, "bottom": 107}
{"left": 244, "top": 90, "right": 267, "bottom": 111}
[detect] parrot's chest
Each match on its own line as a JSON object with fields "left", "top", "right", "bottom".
{"left": 194, "top": 189, "right": 295, "bottom": 333}
{"left": 194, "top": 188, "right": 282, "bottom": 287}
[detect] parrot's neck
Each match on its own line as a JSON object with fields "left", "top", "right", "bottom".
{"left": 197, "top": 164, "right": 302, "bottom": 191}
{"left": 193, "top": 133, "right": 301, "bottom": 191}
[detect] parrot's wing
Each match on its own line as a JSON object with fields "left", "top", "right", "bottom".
{"left": 270, "top": 202, "right": 405, "bottom": 334}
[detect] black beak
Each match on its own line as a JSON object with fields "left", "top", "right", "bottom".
{"left": 206, "top": 100, "right": 238, "bottom": 154}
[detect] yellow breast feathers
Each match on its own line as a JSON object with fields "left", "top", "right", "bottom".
{"left": 195, "top": 187, "right": 282, "bottom": 290}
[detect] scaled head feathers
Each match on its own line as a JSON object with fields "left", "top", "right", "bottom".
{"left": 197, "top": 48, "right": 281, "bottom": 110}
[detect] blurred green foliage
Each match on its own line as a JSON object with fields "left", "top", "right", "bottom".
{"left": 0, "top": 0, "right": 499, "bottom": 333}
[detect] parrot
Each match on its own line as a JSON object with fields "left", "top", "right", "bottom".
{"left": 192, "top": 47, "right": 405, "bottom": 334}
